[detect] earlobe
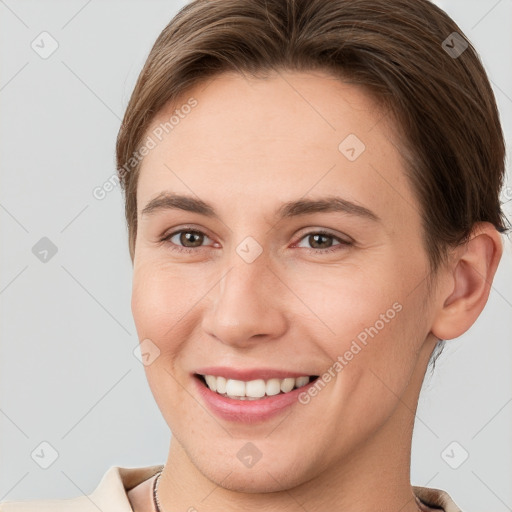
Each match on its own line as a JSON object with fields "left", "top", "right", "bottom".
{"left": 430, "top": 222, "right": 503, "bottom": 341}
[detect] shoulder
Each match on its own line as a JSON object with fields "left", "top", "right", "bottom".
{"left": 0, "top": 464, "right": 164, "bottom": 512}
{"left": 0, "top": 496, "right": 96, "bottom": 512}
{"left": 413, "top": 484, "right": 463, "bottom": 512}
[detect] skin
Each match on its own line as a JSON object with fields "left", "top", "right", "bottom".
{"left": 127, "top": 71, "right": 502, "bottom": 512}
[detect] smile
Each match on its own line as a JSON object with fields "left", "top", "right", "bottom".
{"left": 195, "top": 374, "right": 319, "bottom": 400}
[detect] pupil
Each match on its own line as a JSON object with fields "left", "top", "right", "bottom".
{"left": 182, "top": 231, "right": 202, "bottom": 247}
{"left": 311, "top": 234, "right": 331, "bottom": 249}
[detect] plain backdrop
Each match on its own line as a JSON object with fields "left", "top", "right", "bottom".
{"left": 0, "top": 0, "right": 511, "bottom": 510}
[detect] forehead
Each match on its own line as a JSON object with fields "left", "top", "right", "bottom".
{"left": 136, "top": 71, "right": 417, "bottom": 228}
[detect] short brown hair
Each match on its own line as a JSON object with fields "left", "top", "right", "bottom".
{"left": 116, "top": 0, "right": 509, "bottom": 276}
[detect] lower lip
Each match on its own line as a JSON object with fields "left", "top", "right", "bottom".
{"left": 193, "top": 375, "right": 318, "bottom": 424}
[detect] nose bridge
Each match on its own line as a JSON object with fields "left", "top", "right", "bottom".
{"left": 202, "top": 243, "right": 286, "bottom": 346}
{"left": 222, "top": 246, "right": 269, "bottom": 306}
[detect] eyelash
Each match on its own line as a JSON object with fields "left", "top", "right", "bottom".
{"left": 160, "top": 227, "right": 352, "bottom": 255}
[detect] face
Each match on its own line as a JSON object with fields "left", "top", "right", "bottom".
{"left": 131, "top": 71, "right": 439, "bottom": 491}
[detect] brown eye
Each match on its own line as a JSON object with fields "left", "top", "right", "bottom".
{"left": 178, "top": 231, "right": 204, "bottom": 247}
{"left": 162, "top": 229, "right": 214, "bottom": 253}
{"left": 295, "top": 230, "right": 352, "bottom": 254}
{"left": 307, "top": 233, "right": 335, "bottom": 249}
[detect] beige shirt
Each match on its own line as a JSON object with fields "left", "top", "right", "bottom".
{"left": 0, "top": 464, "right": 463, "bottom": 511}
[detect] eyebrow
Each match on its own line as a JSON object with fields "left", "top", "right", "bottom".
{"left": 141, "top": 192, "right": 380, "bottom": 222}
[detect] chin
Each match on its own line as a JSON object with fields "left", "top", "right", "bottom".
{"left": 192, "top": 446, "right": 320, "bottom": 494}
{"left": 208, "top": 466, "right": 304, "bottom": 493}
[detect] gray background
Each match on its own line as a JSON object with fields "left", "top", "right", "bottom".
{"left": 0, "top": 0, "right": 511, "bottom": 510}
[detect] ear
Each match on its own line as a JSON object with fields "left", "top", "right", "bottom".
{"left": 431, "top": 222, "right": 504, "bottom": 340}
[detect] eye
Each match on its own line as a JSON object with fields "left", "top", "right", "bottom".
{"left": 160, "top": 227, "right": 353, "bottom": 255}
{"left": 161, "top": 228, "right": 215, "bottom": 254}
{"left": 294, "top": 230, "right": 352, "bottom": 254}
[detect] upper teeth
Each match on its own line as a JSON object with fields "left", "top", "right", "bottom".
{"left": 203, "top": 375, "right": 311, "bottom": 399}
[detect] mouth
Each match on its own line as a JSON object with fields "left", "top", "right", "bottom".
{"left": 194, "top": 373, "right": 320, "bottom": 400}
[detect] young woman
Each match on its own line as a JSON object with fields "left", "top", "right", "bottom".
{"left": 1, "top": 0, "right": 507, "bottom": 511}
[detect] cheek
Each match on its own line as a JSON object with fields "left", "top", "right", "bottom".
{"left": 131, "top": 262, "right": 203, "bottom": 425}
{"left": 298, "top": 261, "right": 425, "bottom": 394}
{"left": 287, "top": 260, "right": 403, "bottom": 346}
{"left": 131, "top": 261, "right": 199, "bottom": 344}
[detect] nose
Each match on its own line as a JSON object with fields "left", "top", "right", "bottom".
{"left": 201, "top": 253, "right": 288, "bottom": 348}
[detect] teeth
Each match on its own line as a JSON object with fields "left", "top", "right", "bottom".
{"left": 216, "top": 376, "right": 227, "bottom": 394}
{"left": 204, "top": 375, "right": 217, "bottom": 392}
{"left": 225, "top": 378, "right": 245, "bottom": 397}
{"left": 295, "top": 376, "right": 309, "bottom": 388}
{"left": 200, "top": 374, "right": 313, "bottom": 399}
{"left": 246, "top": 379, "right": 266, "bottom": 398}
{"left": 280, "top": 377, "right": 295, "bottom": 393}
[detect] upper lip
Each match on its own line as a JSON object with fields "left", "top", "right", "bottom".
{"left": 194, "top": 366, "right": 318, "bottom": 381}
